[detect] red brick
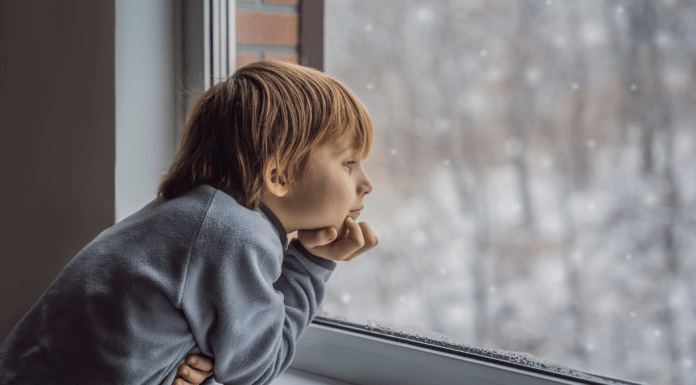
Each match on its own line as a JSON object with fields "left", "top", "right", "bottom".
{"left": 264, "top": 0, "right": 299, "bottom": 5}
{"left": 262, "top": 52, "right": 298, "bottom": 64}
{"left": 236, "top": 51, "right": 260, "bottom": 70}
{"left": 236, "top": 10, "right": 298, "bottom": 45}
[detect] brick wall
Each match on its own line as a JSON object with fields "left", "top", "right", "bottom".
{"left": 236, "top": 0, "right": 300, "bottom": 70}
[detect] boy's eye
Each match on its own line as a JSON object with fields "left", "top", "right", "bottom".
{"left": 343, "top": 161, "right": 356, "bottom": 168}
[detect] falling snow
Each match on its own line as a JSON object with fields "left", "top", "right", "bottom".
{"left": 324, "top": 1, "right": 696, "bottom": 384}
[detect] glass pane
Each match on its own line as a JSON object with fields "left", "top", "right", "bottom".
{"left": 322, "top": 1, "right": 696, "bottom": 384}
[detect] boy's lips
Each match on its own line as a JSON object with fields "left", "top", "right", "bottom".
{"left": 348, "top": 207, "right": 362, "bottom": 219}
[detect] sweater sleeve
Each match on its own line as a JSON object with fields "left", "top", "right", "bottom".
{"left": 179, "top": 210, "right": 336, "bottom": 385}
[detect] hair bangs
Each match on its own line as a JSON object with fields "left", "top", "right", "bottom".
{"left": 326, "top": 78, "right": 373, "bottom": 162}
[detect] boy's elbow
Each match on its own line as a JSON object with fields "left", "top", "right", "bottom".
{"left": 216, "top": 333, "right": 295, "bottom": 385}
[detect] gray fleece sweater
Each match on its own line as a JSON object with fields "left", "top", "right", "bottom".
{"left": 0, "top": 184, "right": 336, "bottom": 384}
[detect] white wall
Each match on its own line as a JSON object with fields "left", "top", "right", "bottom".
{"left": 115, "top": 0, "right": 178, "bottom": 221}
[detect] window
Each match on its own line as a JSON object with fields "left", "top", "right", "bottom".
{"left": 318, "top": 1, "right": 696, "bottom": 385}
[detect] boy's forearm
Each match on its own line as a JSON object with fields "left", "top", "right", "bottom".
{"left": 274, "top": 239, "right": 337, "bottom": 326}
{"left": 181, "top": 224, "right": 336, "bottom": 385}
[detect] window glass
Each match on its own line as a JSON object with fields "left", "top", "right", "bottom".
{"left": 322, "top": 1, "right": 696, "bottom": 384}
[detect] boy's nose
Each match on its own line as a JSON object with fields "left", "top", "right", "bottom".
{"left": 359, "top": 171, "right": 373, "bottom": 196}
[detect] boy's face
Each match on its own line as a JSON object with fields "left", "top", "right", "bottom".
{"left": 282, "top": 137, "right": 373, "bottom": 236}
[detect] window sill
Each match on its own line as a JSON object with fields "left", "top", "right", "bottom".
{"left": 282, "top": 317, "right": 641, "bottom": 385}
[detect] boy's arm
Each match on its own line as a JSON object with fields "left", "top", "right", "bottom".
{"left": 179, "top": 218, "right": 337, "bottom": 385}
{"left": 174, "top": 219, "right": 377, "bottom": 385}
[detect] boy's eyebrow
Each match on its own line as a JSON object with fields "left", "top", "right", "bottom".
{"left": 334, "top": 146, "right": 353, "bottom": 156}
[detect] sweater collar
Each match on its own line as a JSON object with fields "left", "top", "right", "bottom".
{"left": 257, "top": 203, "right": 289, "bottom": 250}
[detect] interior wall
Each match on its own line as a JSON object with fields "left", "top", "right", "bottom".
{"left": 115, "top": 0, "right": 178, "bottom": 222}
{"left": 0, "top": 1, "right": 116, "bottom": 342}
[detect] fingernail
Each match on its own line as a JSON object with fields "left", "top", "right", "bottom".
{"left": 188, "top": 357, "right": 196, "bottom": 365}
{"left": 182, "top": 368, "right": 189, "bottom": 376}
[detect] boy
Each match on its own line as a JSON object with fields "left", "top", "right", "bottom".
{"left": 0, "top": 60, "right": 377, "bottom": 384}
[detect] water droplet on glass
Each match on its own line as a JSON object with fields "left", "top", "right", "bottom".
{"left": 587, "top": 139, "right": 596, "bottom": 148}
{"left": 630, "top": 311, "right": 637, "bottom": 318}
{"left": 341, "top": 293, "right": 351, "bottom": 304}
{"left": 366, "top": 82, "right": 374, "bottom": 90}
{"left": 391, "top": 148, "right": 397, "bottom": 155}
{"left": 654, "top": 329, "right": 661, "bottom": 337}
{"left": 617, "top": 6, "right": 624, "bottom": 13}
{"left": 546, "top": 0, "right": 552, "bottom": 5}
{"left": 489, "top": 286, "right": 497, "bottom": 293}
{"left": 443, "top": 159, "right": 450, "bottom": 167}
{"left": 572, "top": 83, "right": 579, "bottom": 90}
{"left": 399, "top": 296, "right": 406, "bottom": 303}
{"left": 365, "top": 24, "right": 372, "bottom": 31}
{"left": 684, "top": 358, "right": 694, "bottom": 368}
{"left": 480, "top": 49, "right": 487, "bottom": 57}
{"left": 630, "top": 84, "right": 637, "bottom": 92}
{"left": 626, "top": 253, "right": 633, "bottom": 260}
{"left": 440, "top": 268, "right": 447, "bottom": 275}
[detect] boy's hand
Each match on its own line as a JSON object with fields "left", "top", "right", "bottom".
{"left": 297, "top": 217, "right": 378, "bottom": 261}
{"left": 173, "top": 355, "right": 213, "bottom": 385}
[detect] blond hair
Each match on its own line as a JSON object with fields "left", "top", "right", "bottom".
{"left": 158, "top": 60, "right": 373, "bottom": 210}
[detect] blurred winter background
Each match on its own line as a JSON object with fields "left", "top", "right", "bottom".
{"left": 318, "top": 1, "right": 696, "bottom": 384}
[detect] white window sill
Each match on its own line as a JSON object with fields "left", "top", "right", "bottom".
{"left": 275, "top": 317, "right": 641, "bottom": 385}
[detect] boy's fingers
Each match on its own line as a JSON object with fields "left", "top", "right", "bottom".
{"left": 344, "top": 217, "right": 365, "bottom": 249}
{"left": 173, "top": 379, "right": 193, "bottom": 385}
{"left": 178, "top": 364, "right": 211, "bottom": 385}
{"left": 187, "top": 354, "right": 213, "bottom": 372}
{"left": 346, "top": 222, "right": 378, "bottom": 261}
{"left": 312, "top": 217, "right": 364, "bottom": 261}
{"left": 297, "top": 227, "right": 337, "bottom": 249}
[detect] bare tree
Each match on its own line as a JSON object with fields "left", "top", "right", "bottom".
{"left": 567, "top": 3, "right": 591, "bottom": 189}
{"left": 504, "top": 0, "right": 538, "bottom": 231}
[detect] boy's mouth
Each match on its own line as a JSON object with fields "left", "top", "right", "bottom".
{"left": 348, "top": 208, "right": 362, "bottom": 220}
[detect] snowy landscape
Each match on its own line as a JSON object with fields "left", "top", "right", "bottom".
{"left": 320, "top": 1, "right": 696, "bottom": 384}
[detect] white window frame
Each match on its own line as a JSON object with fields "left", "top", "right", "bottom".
{"left": 176, "top": 0, "right": 235, "bottom": 145}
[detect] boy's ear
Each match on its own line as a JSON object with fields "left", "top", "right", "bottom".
{"left": 263, "top": 154, "right": 289, "bottom": 198}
